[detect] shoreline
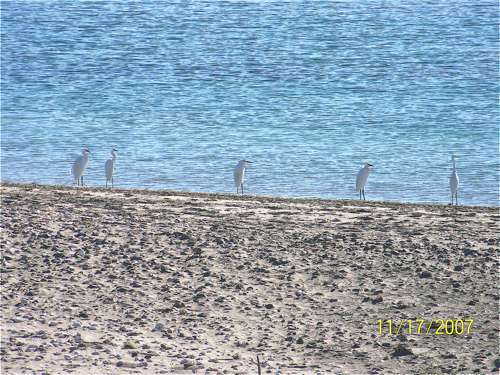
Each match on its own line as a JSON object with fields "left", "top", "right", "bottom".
{"left": 1, "top": 182, "right": 498, "bottom": 374}
{"left": 1, "top": 181, "right": 497, "bottom": 211}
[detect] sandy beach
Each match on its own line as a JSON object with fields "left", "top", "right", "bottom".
{"left": 1, "top": 183, "right": 498, "bottom": 374}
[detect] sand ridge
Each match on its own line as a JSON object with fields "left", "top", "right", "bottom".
{"left": 1, "top": 183, "right": 498, "bottom": 374}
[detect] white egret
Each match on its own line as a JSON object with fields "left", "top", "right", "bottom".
{"left": 105, "top": 148, "right": 117, "bottom": 188}
{"left": 233, "top": 160, "right": 252, "bottom": 194}
{"left": 356, "top": 163, "right": 374, "bottom": 200}
{"left": 450, "top": 155, "right": 459, "bottom": 205}
{"left": 72, "top": 148, "right": 90, "bottom": 186}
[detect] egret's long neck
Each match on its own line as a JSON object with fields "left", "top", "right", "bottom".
{"left": 112, "top": 151, "right": 117, "bottom": 160}
{"left": 452, "top": 159, "right": 456, "bottom": 171}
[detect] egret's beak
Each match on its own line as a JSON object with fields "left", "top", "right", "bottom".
{"left": 244, "top": 160, "right": 252, "bottom": 163}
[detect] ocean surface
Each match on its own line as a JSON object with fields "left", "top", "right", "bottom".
{"left": 1, "top": 1, "right": 498, "bottom": 205}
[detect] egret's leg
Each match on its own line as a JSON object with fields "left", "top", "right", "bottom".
{"left": 106, "top": 180, "right": 108, "bottom": 188}
{"left": 363, "top": 189, "right": 366, "bottom": 201}
{"left": 241, "top": 184, "right": 244, "bottom": 195}
{"left": 81, "top": 176, "right": 84, "bottom": 186}
{"left": 359, "top": 191, "right": 362, "bottom": 200}
{"left": 112, "top": 177, "right": 114, "bottom": 188}
{"left": 456, "top": 192, "right": 458, "bottom": 206}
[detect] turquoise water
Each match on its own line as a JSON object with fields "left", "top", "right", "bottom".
{"left": 1, "top": 1, "right": 498, "bottom": 205}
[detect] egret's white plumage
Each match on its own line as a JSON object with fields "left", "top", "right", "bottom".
{"left": 72, "top": 148, "right": 90, "bottom": 186}
{"left": 449, "top": 155, "right": 459, "bottom": 205}
{"left": 233, "top": 159, "right": 252, "bottom": 194}
{"left": 356, "top": 163, "right": 373, "bottom": 200}
{"left": 105, "top": 148, "right": 117, "bottom": 188}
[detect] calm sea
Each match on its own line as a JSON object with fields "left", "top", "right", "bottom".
{"left": 1, "top": 1, "right": 498, "bottom": 205}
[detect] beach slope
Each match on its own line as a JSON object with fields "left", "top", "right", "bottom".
{"left": 1, "top": 183, "right": 498, "bottom": 374}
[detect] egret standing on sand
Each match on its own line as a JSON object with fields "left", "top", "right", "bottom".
{"left": 105, "top": 148, "right": 117, "bottom": 188}
{"left": 72, "top": 148, "right": 90, "bottom": 186}
{"left": 450, "top": 155, "right": 459, "bottom": 205}
{"left": 356, "top": 163, "right": 374, "bottom": 200}
{"left": 234, "top": 160, "right": 252, "bottom": 194}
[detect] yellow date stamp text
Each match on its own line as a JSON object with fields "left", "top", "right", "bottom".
{"left": 378, "top": 319, "right": 473, "bottom": 336}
